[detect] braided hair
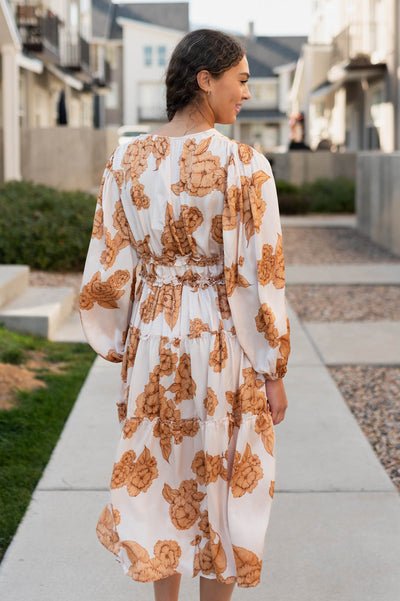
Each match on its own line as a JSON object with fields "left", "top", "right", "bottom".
{"left": 166, "top": 29, "right": 245, "bottom": 121}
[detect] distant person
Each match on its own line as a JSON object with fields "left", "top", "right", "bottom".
{"left": 79, "top": 28, "right": 290, "bottom": 601}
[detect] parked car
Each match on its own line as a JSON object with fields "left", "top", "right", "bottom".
{"left": 118, "top": 125, "right": 151, "bottom": 145}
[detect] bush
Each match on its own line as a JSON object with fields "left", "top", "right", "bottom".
{"left": 0, "top": 180, "right": 97, "bottom": 271}
{"left": 275, "top": 180, "right": 311, "bottom": 214}
{"left": 301, "top": 177, "right": 355, "bottom": 213}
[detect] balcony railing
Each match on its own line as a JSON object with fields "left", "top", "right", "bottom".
{"left": 330, "top": 22, "right": 384, "bottom": 67}
{"left": 104, "top": 60, "right": 111, "bottom": 85}
{"left": 62, "top": 35, "right": 91, "bottom": 72}
{"left": 15, "top": 5, "right": 60, "bottom": 62}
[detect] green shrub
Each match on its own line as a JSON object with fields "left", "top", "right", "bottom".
{"left": 275, "top": 180, "right": 311, "bottom": 214}
{"left": 301, "top": 177, "right": 355, "bottom": 213}
{"left": 0, "top": 180, "right": 97, "bottom": 272}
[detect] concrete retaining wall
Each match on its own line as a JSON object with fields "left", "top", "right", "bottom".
{"left": 267, "top": 151, "right": 357, "bottom": 185}
{"left": 2, "top": 130, "right": 356, "bottom": 191}
{"left": 0, "top": 129, "right": 3, "bottom": 183}
{"left": 20, "top": 127, "right": 118, "bottom": 192}
{"left": 356, "top": 152, "right": 400, "bottom": 256}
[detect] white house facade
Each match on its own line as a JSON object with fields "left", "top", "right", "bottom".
{"left": 233, "top": 32, "right": 306, "bottom": 152}
{"left": 117, "top": 17, "right": 184, "bottom": 126}
{"left": 291, "top": 0, "right": 400, "bottom": 151}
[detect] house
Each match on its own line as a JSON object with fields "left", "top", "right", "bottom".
{"left": 0, "top": 0, "right": 21, "bottom": 180}
{"left": 0, "top": 0, "right": 111, "bottom": 181}
{"left": 233, "top": 27, "right": 306, "bottom": 152}
{"left": 291, "top": 0, "right": 399, "bottom": 151}
{"left": 90, "top": 1, "right": 189, "bottom": 129}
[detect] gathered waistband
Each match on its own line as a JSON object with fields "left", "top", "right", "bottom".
{"left": 137, "top": 255, "right": 225, "bottom": 289}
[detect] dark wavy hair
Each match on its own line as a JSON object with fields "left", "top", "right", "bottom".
{"left": 165, "top": 29, "right": 246, "bottom": 121}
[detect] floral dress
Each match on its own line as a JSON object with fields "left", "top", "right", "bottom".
{"left": 79, "top": 127, "right": 290, "bottom": 588}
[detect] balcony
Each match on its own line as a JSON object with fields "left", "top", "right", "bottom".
{"left": 330, "top": 22, "right": 385, "bottom": 67}
{"left": 62, "top": 35, "right": 91, "bottom": 73}
{"left": 15, "top": 5, "right": 60, "bottom": 62}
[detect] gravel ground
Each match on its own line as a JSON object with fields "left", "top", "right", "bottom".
{"left": 286, "top": 285, "right": 400, "bottom": 321}
{"left": 282, "top": 226, "right": 399, "bottom": 264}
{"left": 329, "top": 366, "right": 400, "bottom": 493}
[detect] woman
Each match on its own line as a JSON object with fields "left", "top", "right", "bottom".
{"left": 79, "top": 29, "right": 290, "bottom": 601}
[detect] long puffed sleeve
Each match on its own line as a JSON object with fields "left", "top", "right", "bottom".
{"left": 79, "top": 150, "right": 138, "bottom": 362}
{"left": 222, "top": 144, "right": 290, "bottom": 379}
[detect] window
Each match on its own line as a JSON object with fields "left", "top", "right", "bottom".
{"left": 158, "top": 45, "right": 167, "bottom": 67}
{"left": 144, "top": 46, "right": 152, "bottom": 67}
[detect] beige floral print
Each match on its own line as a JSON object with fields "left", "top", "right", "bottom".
{"left": 191, "top": 450, "right": 228, "bottom": 485}
{"left": 162, "top": 479, "right": 206, "bottom": 530}
{"left": 224, "top": 261, "right": 251, "bottom": 297}
{"left": 189, "top": 318, "right": 211, "bottom": 339}
{"left": 111, "top": 447, "right": 158, "bottom": 497}
{"left": 269, "top": 481, "right": 275, "bottom": 498}
{"left": 215, "top": 282, "right": 232, "bottom": 319}
{"left": 171, "top": 137, "right": 226, "bottom": 197}
{"left": 134, "top": 367, "right": 167, "bottom": 421}
{"left": 79, "top": 270, "right": 130, "bottom": 310}
{"left": 255, "top": 303, "right": 280, "bottom": 347}
{"left": 121, "top": 326, "right": 140, "bottom": 383}
{"left": 257, "top": 233, "right": 285, "bottom": 289}
{"left": 211, "top": 214, "right": 223, "bottom": 244}
{"left": 255, "top": 412, "right": 275, "bottom": 456}
{"left": 232, "top": 545, "right": 262, "bottom": 587}
{"left": 230, "top": 444, "right": 263, "bottom": 498}
{"left": 130, "top": 177, "right": 150, "bottom": 210}
{"left": 238, "top": 143, "right": 253, "bottom": 164}
{"left": 203, "top": 387, "right": 218, "bottom": 416}
{"left": 121, "top": 539, "right": 181, "bottom": 582}
{"left": 91, "top": 207, "right": 103, "bottom": 239}
{"left": 122, "top": 418, "right": 140, "bottom": 439}
{"left": 209, "top": 323, "right": 228, "bottom": 373}
{"left": 96, "top": 505, "right": 121, "bottom": 555}
{"left": 168, "top": 353, "right": 196, "bottom": 403}
{"left": 112, "top": 200, "right": 134, "bottom": 248}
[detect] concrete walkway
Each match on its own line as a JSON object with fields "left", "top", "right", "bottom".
{"left": 1, "top": 261, "right": 400, "bottom": 600}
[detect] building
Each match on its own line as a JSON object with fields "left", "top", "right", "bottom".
{"left": 235, "top": 27, "right": 306, "bottom": 152}
{"left": 0, "top": 0, "right": 112, "bottom": 180}
{"left": 91, "top": 0, "right": 189, "bottom": 129}
{"left": 291, "top": 0, "right": 400, "bottom": 151}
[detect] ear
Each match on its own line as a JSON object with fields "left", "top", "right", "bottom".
{"left": 197, "top": 70, "right": 212, "bottom": 94}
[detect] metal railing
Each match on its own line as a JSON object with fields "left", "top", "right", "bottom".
{"left": 15, "top": 5, "right": 60, "bottom": 61}
{"left": 62, "top": 35, "right": 91, "bottom": 72}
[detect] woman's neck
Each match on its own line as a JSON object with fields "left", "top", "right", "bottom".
{"left": 151, "top": 102, "right": 215, "bottom": 137}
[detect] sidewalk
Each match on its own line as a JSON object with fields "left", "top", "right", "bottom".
{"left": 1, "top": 223, "right": 400, "bottom": 600}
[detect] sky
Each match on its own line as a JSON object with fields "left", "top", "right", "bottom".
{"left": 190, "top": 0, "right": 313, "bottom": 37}
{"left": 118, "top": 0, "right": 314, "bottom": 37}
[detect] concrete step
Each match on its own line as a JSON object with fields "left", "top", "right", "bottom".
{"left": 0, "top": 286, "right": 74, "bottom": 339}
{"left": 0, "top": 265, "right": 29, "bottom": 308}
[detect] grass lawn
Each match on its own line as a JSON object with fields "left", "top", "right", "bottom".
{"left": 0, "top": 326, "right": 96, "bottom": 562}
